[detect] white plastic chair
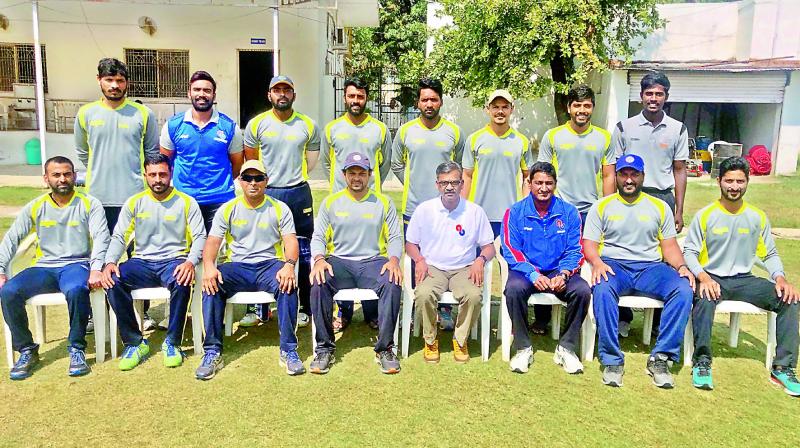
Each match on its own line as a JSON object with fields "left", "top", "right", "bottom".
{"left": 400, "top": 255, "right": 492, "bottom": 361}
{"left": 311, "top": 288, "right": 400, "bottom": 353}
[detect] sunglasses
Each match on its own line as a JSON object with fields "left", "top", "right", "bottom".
{"left": 241, "top": 174, "right": 266, "bottom": 183}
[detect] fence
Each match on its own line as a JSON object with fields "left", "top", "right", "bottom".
{"left": 333, "top": 77, "right": 417, "bottom": 134}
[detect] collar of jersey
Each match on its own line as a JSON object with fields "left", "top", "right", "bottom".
{"left": 240, "top": 195, "right": 268, "bottom": 209}
{"left": 523, "top": 194, "right": 561, "bottom": 219}
{"left": 270, "top": 109, "right": 297, "bottom": 123}
{"left": 714, "top": 199, "right": 747, "bottom": 216}
{"left": 417, "top": 117, "right": 445, "bottom": 131}
{"left": 344, "top": 189, "right": 373, "bottom": 203}
{"left": 146, "top": 188, "right": 177, "bottom": 203}
{"left": 616, "top": 192, "right": 645, "bottom": 206}
{"left": 637, "top": 111, "right": 668, "bottom": 128}
{"left": 46, "top": 191, "right": 78, "bottom": 209}
{"left": 183, "top": 108, "right": 220, "bottom": 125}
{"left": 98, "top": 98, "right": 131, "bottom": 111}
{"left": 563, "top": 123, "right": 593, "bottom": 136}
{"left": 437, "top": 196, "right": 464, "bottom": 214}
{"left": 343, "top": 113, "right": 372, "bottom": 127}
{"left": 484, "top": 124, "right": 513, "bottom": 139}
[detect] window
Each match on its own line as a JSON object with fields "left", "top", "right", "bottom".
{"left": 0, "top": 43, "right": 48, "bottom": 93}
{"left": 124, "top": 48, "right": 189, "bottom": 98}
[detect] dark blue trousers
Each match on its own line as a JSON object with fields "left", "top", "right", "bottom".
{"left": 107, "top": 257, "right": 191, "bottom": 347}
{"left": 202, "top": 259, "right": 298, "bottom": 353}
{"left": 0, "top": 262, "right": 90, "bottom": 352}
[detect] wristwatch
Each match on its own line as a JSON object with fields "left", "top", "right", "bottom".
{"left": 285, "top": 258, "right": 297, "bottom": 266}
{"left": 560, "top": 272, "right": 570, "bottom": 282}
{"left": 478, "top": 254, "right": 488, "bottom": 264}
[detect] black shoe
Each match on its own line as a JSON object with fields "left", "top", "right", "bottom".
{"left": 68, "top": 347, "right": 91, "bottom": 377}
{"left": 10, "top": 348, "right": 40, "bottom": 380}
{"left": 310, "top": 351, "right": 336, "bottom": 374}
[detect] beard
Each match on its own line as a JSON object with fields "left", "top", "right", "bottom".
{"left": 192, "top": 96, "right": 214, "bottom": 112}
{"left": 50, "top": 182, "right": 74, "bottom": 195}
{"left": 102, "top": 86, "right": 126, "bottom": 101}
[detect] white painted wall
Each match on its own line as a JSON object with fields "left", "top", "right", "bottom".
{"left": 775, "top": 71, "right": 800, "bottom": 174}
{"left": 736, "top": 103, "right": 780, "bottom": 154}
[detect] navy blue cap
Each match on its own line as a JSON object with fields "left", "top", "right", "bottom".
{"left": 342, "top": 152, "right": 371, "bottom": 171}
{"left": 616, "top": 154, "right": 645, "bottom": 172}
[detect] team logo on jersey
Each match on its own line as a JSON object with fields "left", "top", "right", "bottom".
{"left": 214, "top": 130, "right": 229, "bottom": 144}
{"left": 556, "top": 219, "right": 564, "bottom": 229}
{"left": 455, "top": 224, "right": 466, "bottom": 236}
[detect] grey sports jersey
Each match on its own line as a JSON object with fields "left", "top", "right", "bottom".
{"left": 0, "top": 192, "right": 109, "bottom": 274}
{"left": 611, "top": 111, "right": 689, "bottom": 191}
{"left": 321, "top": 114, "right": 392, "bottom": 193}
{"left": 209, "top": 195, "right": 295, "bottom": 263}
{"left": 310, "top": 189, "right": 402, "bottom": 261}
{"left": 74, "top": 99, "right": 160, "bottom": 206}
{"left": 391, "top": 117, "right": 464, "bottom": 217}
{"left": 243, "top": 110, "right": 320, "bottom": 187}
{"left": 106, "top": 189, "right": 207, "bottom": 266}
{"left": 538, "top": 124, "right": 614, "bottom": 213}
{"left": 462, "top": 125, "right": 533, "bottom": 222}
{"left": 584, "top": 192, "right": 676, "bottom": 262}
{"left": 684, "top": 200, "right": 784, "bottom": 279}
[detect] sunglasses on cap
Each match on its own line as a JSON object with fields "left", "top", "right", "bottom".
{"left": 241, "top": 174, "right": 266, "bottom": 183}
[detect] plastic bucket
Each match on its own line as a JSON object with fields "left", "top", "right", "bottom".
{"left": 24, "top": 138, "right": 42, "bottom": 166}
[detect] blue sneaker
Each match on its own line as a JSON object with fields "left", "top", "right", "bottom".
{"left": 692, "top": 360, "right": 714, "bottom": 390}
{"left": 68, "top": 347, "right": 91, "bottom": 377}
{"left": 9, "top": 348, "right": 39, "bottom": 381}
{"left": 195, "top": 350, "right": 223, "bottom": 380}
{"left": 119, "top": 339, "right": 150, "bottom": 371}
{"left": 279, "top": 350, "right": 306, "bottom": 376}
{"left": 770, "top": 367, "right": 800, "bottom": 397}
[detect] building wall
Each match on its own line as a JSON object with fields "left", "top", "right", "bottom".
{"left": 775, "top": 71, "right": 800, "bottom": 174}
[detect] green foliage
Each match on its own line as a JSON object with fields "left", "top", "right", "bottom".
{"left": 428, "top": 0, "right": 663, "bottom": 108}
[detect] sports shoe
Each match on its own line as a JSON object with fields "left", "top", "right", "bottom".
{"left": 162, "top": 339, "right": 184, "bottom": 368}
{"left": 770, "top": 367, "right": 800, "bottom": 397}
{"left": 157, "top": 318, "right": 169, "bottom": 331}
{"left": 618, "top": 321, "right": 630, "bottom": 338}
{"left": 119, "top": 339, "right": 150, "bottom": 371}
{"left": 646, "top": 353, "right": 675, "bottom": 389}
{"left": 602, "top": 365, "right": 624, "bottom": 387}
{"left": 438, "top": 309, "right": 455, "bottom": 331}
{"left": 310, "top": 351, "right": 335, "bottom": 374}
{"left": 553, "top": 345, "right": 583, "bottom": 374}
{"left": 453, "top": 339, "right": 469, "bottom": 363}
{"left": 279, "top": 350, "right": 306, "bottom": 376}
{"left": 692, "top": 360, "right": 714, "bottom": 390}
{"left": 195, "top": 350, "right": 223, "bottom": 380}
{"left": 297, "top": 312, "right": 310, "bottom": 328}
{"left": 85, "top": 316, "right": 95, "bottom": 334}
{"left": 142, "top": 313, "right": 157, "bottom": 331}
{"left": 367, "top": 319, "right": 379, "bottom": 331}
{"left": 375, "top": 349, "right": 401, "bottom": 374}
{"left": 510, "top": 346, "right": 533, "bottom": 373}
{"left": 68, "top": 347, "right": 91, "bottom": 377}
{"left": 423, "top": 340, "right": 440, "bottom": 364}
{"left": 9, "top": 348, "right": 39, "bottom": 380}
{"left": 238, "top": 312, "right": 261, "bottom": 327}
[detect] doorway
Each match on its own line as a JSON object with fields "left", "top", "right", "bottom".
{"left": 238, "top": 50, "right": 273, "bottom": 126}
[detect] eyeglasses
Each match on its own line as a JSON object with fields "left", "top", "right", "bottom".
{"left": 241, "top": 174, "right": 266, "bottom": 183}
{"left": 437, "top": 180, "right": 462, "bottom": 187}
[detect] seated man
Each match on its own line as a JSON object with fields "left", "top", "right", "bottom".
{"left": 103, "top": 154, "right": 207, "bottom": 370}
{"left": 584, "top": 154, "right": 695, "bottom": 388}
{"left": 406, "top": 161, "right": 495, "bottom": 364}
{"left": 309, "top": 152, "right": 403, "bottom": 375}
{"left": 684, "top": 157, "right": 799, "bottom": 395}
{"left": 196, "top": 159, "right": 303, "bottom": 380}
{"left": 0, "top": 156, "right": 109, "bottom": 380}
{"left": 501, "top": 162, "right": 590, "bottom": 374}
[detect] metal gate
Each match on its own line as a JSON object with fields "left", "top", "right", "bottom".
{"left": 333, "top": 77, "right": 417, "bottom": 134}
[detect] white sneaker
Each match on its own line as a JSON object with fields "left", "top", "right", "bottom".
{"left": 157, "top": 318, "right": 169, "bottom": 331}
{"left": 510, "top": 346, "right": 533, "bottom": 373}
{"left": 142, "top": 314, "right": 157, "bottom": 331}
{"left": 553, "top": 344, "right": 584, "bottom": 374}
{"left": 239, "top": 312, "right": 261, "bottom": 327}
{"left": 297, "top": 312, "right": 310, "bottom": 328}
{"left": 618, "top": 321, "right": 630, "bottom": 338}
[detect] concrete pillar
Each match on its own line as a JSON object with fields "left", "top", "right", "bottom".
{"left": 774, "top": 71, "right": 800, "bottom": 175}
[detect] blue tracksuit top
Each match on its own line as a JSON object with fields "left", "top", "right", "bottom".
{"left": 501, "top": 194, "right": 584, "bottom": 282}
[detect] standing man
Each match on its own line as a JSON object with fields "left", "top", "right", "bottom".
{"left": 0, "top": 156, "right": 110, "bottom": 380}
{"left": 308, "top": 153, "right": 403, "bottom": 375}
{"left": 196, "top": 159, "right": 303, "bottom": 380}
{"left": 103, "top": 154, "right": 207, "bottom": 371}
{"left": 501, "top": 162, "right": 591, "bottom": 375}
{"left": 161, "top": 70, "right": 244, "bottom": 232}
{"left": 242, "top": 75, "right": 319, "bottom": 329}
{"left": 684, "top": 157, "right": 799, "bottom": 395}
{"left": 584, "top": 154, "right": 695, "bottom": 389}
{"left": 610, "top": 71, "right": 689, "bottom": 337}
{"left": 321, "top": 77, "right": 392, "bottom": 328}
{"left": 392, "top": 77, "right": 465, "bottom": 332}
{"left": 405, "top": 161, "right": 495, "bottom": 364}
{"left": 75, "top": 57, "right": 160, "bottom": 332}
{"left": 462, "top": 89, "right": 533, "bottom": 238}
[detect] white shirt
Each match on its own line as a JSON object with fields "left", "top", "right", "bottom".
{"left": 406, "top": 196, "right": 494, "bottom": 271}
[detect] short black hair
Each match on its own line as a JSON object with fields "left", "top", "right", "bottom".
{"left": 189, "top": 70, "right": 216, "bottom": 91}
{"left": 97, "top": 58, "right": 128, "bottom": 80}
{"left": 528, "top": 161, "right": 557, "bottom": 183}
{"left": 567, "top": 84, "right": 595, "bottom": 106}
{"left": 344, "top": 77, "right": 369, "bottom": 96}
{"left": 718, "top": 156, "right": 750, "bottom": 180}
{"left": 143, "top": 153, "right": 172, "bottom": 171}
{"left": 417, "top": 78, "right": 443, "bottom": 100}
{"left": 640, "top": 71, "right": 670, "bottom": 94}
{"left": 44, "top": 156, "right": 74, "bottom": 173}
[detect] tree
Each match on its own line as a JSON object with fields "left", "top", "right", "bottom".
{"left": 428, "top": 0, "right": 663, "bottom": 123}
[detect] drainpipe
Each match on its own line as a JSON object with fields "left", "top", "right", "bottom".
{"left": 32, "top": 0, "right": 47, "bottom": 172}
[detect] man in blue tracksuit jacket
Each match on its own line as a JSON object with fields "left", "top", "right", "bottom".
{"left": 501, "top": 162, "right": 590, "bottom": 374}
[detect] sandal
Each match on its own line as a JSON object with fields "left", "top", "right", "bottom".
{"left": 528, "top": 321, "right": 547, "bottom": 335}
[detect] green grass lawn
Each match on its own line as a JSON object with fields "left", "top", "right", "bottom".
{"left": 0, "top": 180, "right": 799, "bottom": 446}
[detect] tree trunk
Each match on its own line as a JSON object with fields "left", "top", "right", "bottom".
{"left": 549, "top": 53, "right": 572, "bottom": 125}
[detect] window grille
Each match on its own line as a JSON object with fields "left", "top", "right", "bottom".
{"left": 0, "top": 43, "right": 48, "bottom": 93}
{"left": 124, "top": 48, "right": 189, "bottom": 98}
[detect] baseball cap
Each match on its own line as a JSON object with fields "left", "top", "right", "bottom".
{"left": 342, "top": 152, "right": 371, "bottom": 171}
{"left": 486, "top": 89, "right": 514, "bottom": 107}
{"left": 616, "top": 154, "right": 645, "bottom": 173}
{"left": 240, "top": 159, "right": 267, "bottom": 175}
{"left": 269, "top": 75, "right": 294, "bottom": 90}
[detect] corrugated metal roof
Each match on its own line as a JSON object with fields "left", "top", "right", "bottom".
{"left": 621, "top": 58, "right": 800, "bottom": 72}
{"left": 628, "top": 70, "right": 788, "bottom": 103}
